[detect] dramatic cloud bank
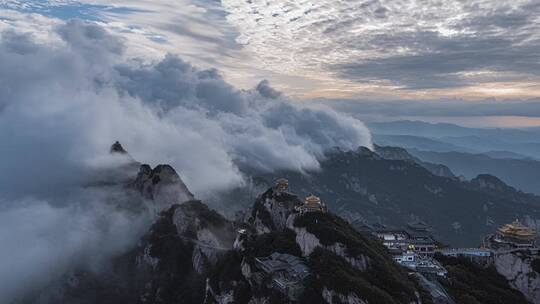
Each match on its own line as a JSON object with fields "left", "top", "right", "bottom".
{"left": 222, "top": 0, "right": 540, "bottom": 94}
{"left": 0, "top": 19, "right": 371, "bottom": 301}
{"left": 0, "top": 19, "right": 371, "bottom": 197}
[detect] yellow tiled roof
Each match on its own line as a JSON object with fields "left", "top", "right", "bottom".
{"left": 305, "top": 195, "right": 321, "bottom": 205}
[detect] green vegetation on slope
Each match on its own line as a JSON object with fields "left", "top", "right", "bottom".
{"left": 436, "top": 255, "right": 528, "bottom": 304}
{"left": 294, "top": 212, "right": 418, "bottom": 303}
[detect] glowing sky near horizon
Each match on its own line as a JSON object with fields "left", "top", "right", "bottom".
{"left": 1, "top": 0, "right": 540, "bottom": 127}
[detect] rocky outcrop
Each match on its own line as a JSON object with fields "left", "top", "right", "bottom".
{"left": 292, "top": 225, "right": 321, "bottom": 256}
{"left": 289, "top": 218, "right": 369, "bottom": 271}
{"left": 471, "top": 174, "right": 515, "bottom": 193}
{"left": 250, "top": 188, "right": 300, "bottom": 234}
{"left": 110, "top": 140, "right": 128, "bottom": 154}
{"left": 494, "top": 252, "right": 540, "bottom": 303}
{"left": 133, "top": 164, "right": 195, "bottom": 215}
{"left": 170, "top": 201, "right": 235, "bottom": 273}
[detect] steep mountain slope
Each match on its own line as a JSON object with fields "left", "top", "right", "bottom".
{"left": 29, "top": 200, "right": 236, "bottom": 304}
{"left": 232, "top": 147, "right": 540, "bottom": 247}
{"left": 436, "top": 255, "right": 529, "bottom": 304}
{"left": 31, "top": 186, "right": 432, "bottom": 303}
{"left": 410, "top": 149, "right": 540, "bottom": 195}
{"left": 21, "top": 145, "right": 538, "bottom": 303}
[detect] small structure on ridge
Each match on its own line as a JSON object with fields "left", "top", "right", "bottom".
{"left": 110, "top": 141, "right": 128, "bottom": 154}
{"left": 274, "top": 178, "right": 289, "bottom": 193}
{"left": 296, "top": 194, "right": 327, "bottom": 214}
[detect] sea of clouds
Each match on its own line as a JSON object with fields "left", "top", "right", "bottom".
{"left": 0, "top": 19, "right": 371, "bottom": 302}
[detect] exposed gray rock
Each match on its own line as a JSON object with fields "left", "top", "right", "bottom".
{"left": 287, "top": 214, "right": 369, "bottom": 271}
{"left": 494, "top": 252, "right": 540, "bottom": 303}
{"left": 133, "top": 164, "right": 195, "bottom": 215}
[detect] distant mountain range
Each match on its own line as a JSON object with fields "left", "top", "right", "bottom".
{"left": 369, "top": 120, "right": 540, "bottom": 142}
{"left": 216, "top": 146, "right": 540, "bottom": 247}
{"left": 368, "top": 120, "right": 540, "bottom": 196}
{"left": 409, "top": 150, "right": 540, "bottom": 195}
{"left": 373, "top": 134, "right": 473, "bottom": 153}
{"left": 369, "top": 120, "right": 540, "bottom": 159}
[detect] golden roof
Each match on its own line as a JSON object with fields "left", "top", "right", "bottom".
{"left": 276, "top": 178, "right": 289, "bottom": 184}
{"left": 304, "top": 195, "right": 321, "bottom": 206}
{"left": 498, "top": 220, "right": 536, "bottom": 238}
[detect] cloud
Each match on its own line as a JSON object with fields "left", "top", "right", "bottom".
{"left": 0, "top": 20, "right": 371, "bottom": 301}
{"left": 5, "top": 0, "right": 540, "bottom": 99}
{"left": 0, "top": 18, "right": 372, "bottom": 197}
{"left": 222, "top": 0, "right": 540, "bottom": 91}
{"left": 334, "top": 28, "right": 540, "bottom": 89}
{"left": 0, "top": 193, "right": 151, "bottom": 303}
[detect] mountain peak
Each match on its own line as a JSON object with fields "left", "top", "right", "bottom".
{"left": 470, "top": 174, "right": 515, "bottom": 193}
{"left": 110, "top": 141, "right": 128, "bottom": 154}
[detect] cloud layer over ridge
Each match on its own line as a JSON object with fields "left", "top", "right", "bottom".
{"left": 0, "top": 19, "right": 372, "bottom": 197}
{"left": 0, "top": 19, "right": 372, "bottom": 302}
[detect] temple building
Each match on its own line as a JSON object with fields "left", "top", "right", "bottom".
{"left": 255, "top": 253, "right": 310, "bottom": 301}
{"left": 405, "top": 220, "right": 436, "bottom": 257}
{"left": 492, "top": 219, "right": 536, "bottom": 248}
{"left": 274, "top": 178, "right": 289, "bottom": 193}
{"left": 373, "top": 221, "right": 437, "bottom": 258}
{"left": 296, "top": 195, "right": 327, "bottom": 214}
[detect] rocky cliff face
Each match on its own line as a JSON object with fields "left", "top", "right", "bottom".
{"left": 494, "top": 252, "right": 540, "bottom": 304}
{"left": 132, "top": 164, "right": 194, "bottom": 215}
{"left": 35, "top": 201, "right": 237, "bottom": 304}
{"left": 88, "top": 142, "right": 194, "bottom": 216}
{"left": 106, "top": 184, "right": 430, "bottom": 304}
{"left": 250, "top": 188, "right": 301, "bottom": 234}
{"left": 287, "top": 215, "right": 369, "bottom": 271}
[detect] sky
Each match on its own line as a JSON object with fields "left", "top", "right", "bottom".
{"left": 1, "top": 0, "right": 539, "bottom": 104}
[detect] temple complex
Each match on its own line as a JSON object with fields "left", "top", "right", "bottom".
{"left": 296, "top": 195, "right": 327, "bottom": 214}
{"left": 492, "top": 219, "right": 536, "bottom": 248}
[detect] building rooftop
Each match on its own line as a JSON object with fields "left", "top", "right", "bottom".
{"left": 276, "top": 178, "right": 289, "bottom": 184}
{"left": 407, "top": 220, "right": 431, "bottom": 232}
{"left": 497, "top": 219, "right": 536, "bottom": 240}
{"left": 304, "top": 194, "right": 321, "bottom": 206}
{"left": 255, "top": 253, "right": 310, "bottom": 280}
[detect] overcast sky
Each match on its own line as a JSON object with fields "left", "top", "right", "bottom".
{"left": 1, "top": 0, "right": 540, "bottom": 126}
